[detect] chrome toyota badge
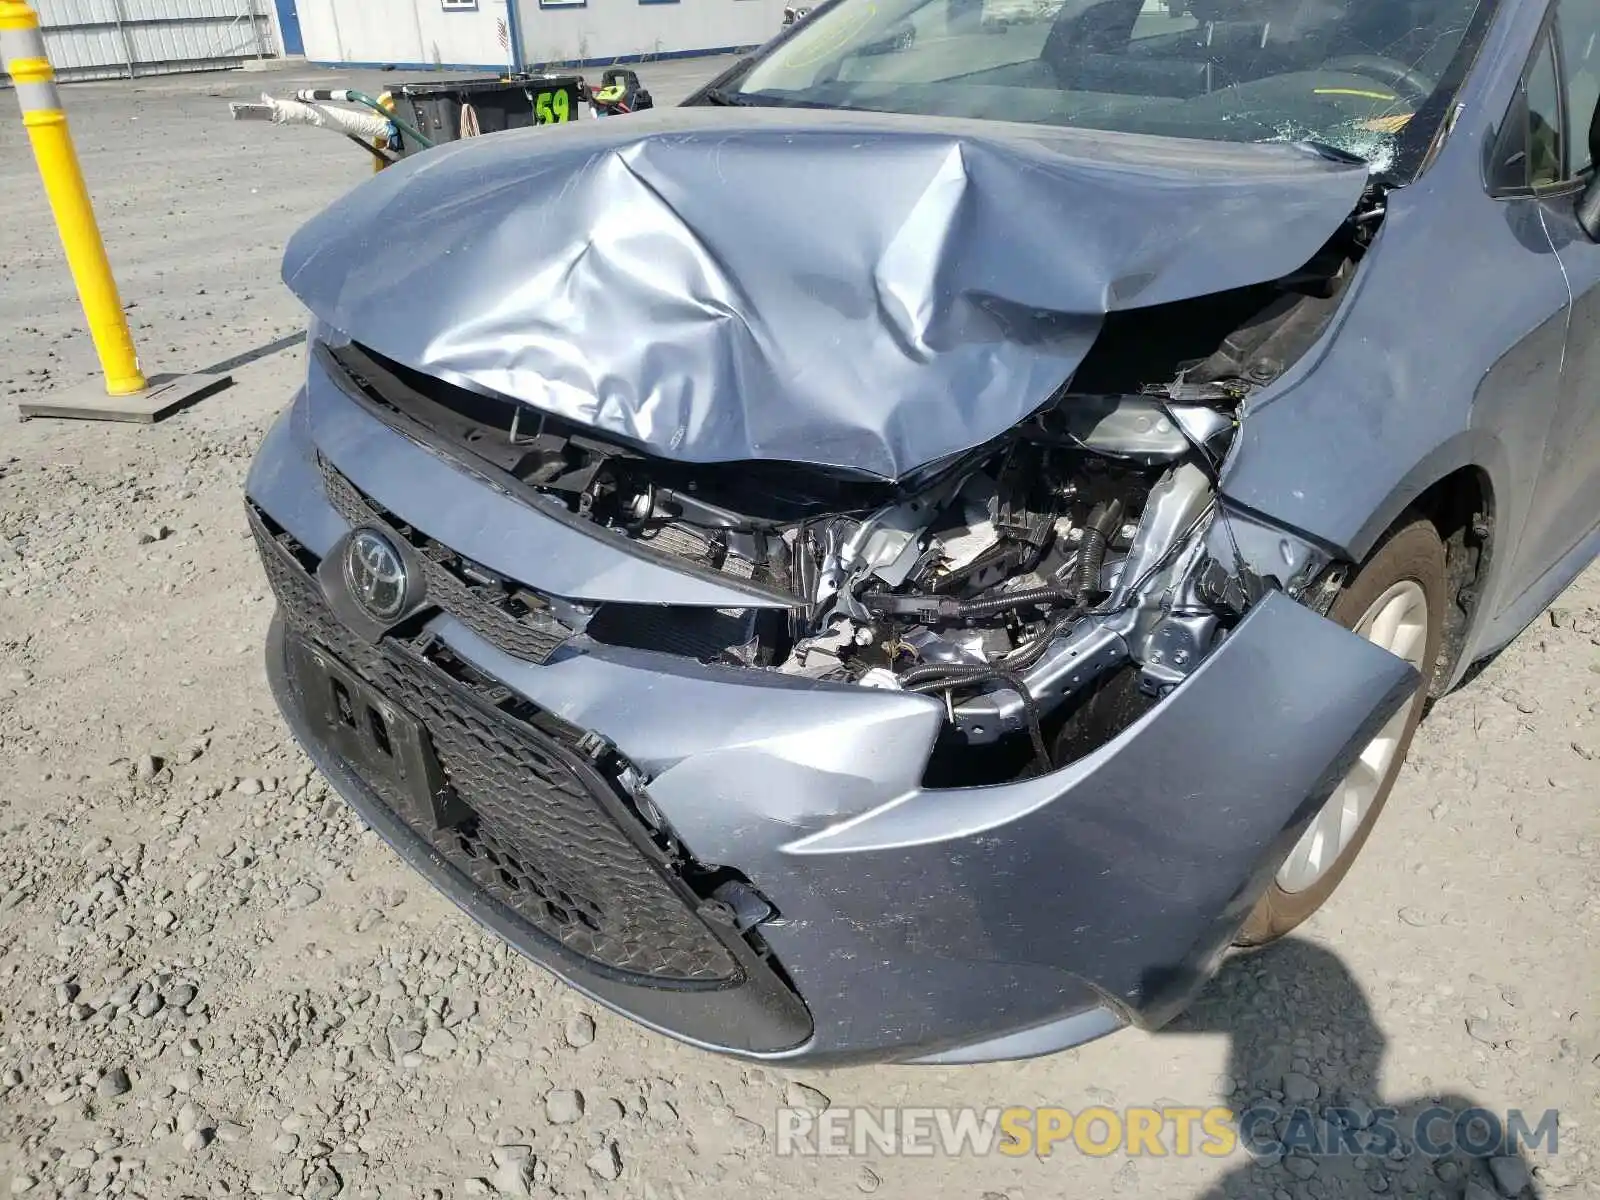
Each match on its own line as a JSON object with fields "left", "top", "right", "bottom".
{"left": 343, "top": 529, "right": 408, "bottom": 621}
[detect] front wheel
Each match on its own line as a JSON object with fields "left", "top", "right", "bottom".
{"left": 1236, "top": 518, "right": 1446, "bottom": 946}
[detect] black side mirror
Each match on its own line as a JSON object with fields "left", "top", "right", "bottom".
{"left": 1577, "top": 173, "right": 1600, "bottom": 240}
{"left": 1581, "top": 100, "right": 1600, "bottom": 241}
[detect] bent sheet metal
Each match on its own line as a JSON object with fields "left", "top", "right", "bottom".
{"left": 282, "top": 106, "right": 1367, "bottom": 480}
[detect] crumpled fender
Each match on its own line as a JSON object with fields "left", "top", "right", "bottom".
{"left": 648, "top": 591, "right": 1419, "bottom": 1044}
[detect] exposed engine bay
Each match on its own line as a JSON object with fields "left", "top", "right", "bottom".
{"left": 566, "top": 382, "right": 1237, "bottom": 778}
{"left": 327, "top": 308, "right": 1301, "bottom": 784}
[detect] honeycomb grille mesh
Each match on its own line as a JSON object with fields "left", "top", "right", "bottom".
{"left": 318, "top": 459, "right": 571, "bottom": 665}
{"left": 249, "top": 509, "right": 741, "bottom": 985}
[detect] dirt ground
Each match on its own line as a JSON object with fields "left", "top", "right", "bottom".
{"left": 1, "top": 60, "right": 1597, "bottom": 1200}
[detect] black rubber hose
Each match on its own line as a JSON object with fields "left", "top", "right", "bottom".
{"left": 995, "top": 667, "right": 1053, "bottom": 775}
{"left": 1075, "top": 499, "right": 1124, "bottom": 600}
{"left": 953, "top": 583, "right": 1079, "bottom": 619}
{"left": 902, "top": 663, "right": 998, "bottom": 691}
{"left": 1003, "top": 607, "right": 1081, "bottom": 671}
{"left": 896, "top": 601, "right": 1085, "bottom": 692}
{"left": 903, "top": 666, "right": 1051, "bottom": 773}
{"left": 1075, "top": 526, "right": 1108, "bottom": 597}
{"left": 866, "top": 583, "right": 1079, "bottom": 624}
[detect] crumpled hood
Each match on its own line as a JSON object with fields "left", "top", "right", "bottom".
{"left": 283, "top": 106, "right": 1367, "bottom": 481}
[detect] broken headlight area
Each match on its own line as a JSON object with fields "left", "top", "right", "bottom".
{"left": 776, "top": 407, "right": 1237, "bottom": 785}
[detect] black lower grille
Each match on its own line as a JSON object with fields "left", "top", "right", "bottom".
{"left": 249, "top": 507, "right": 742, "bottom": 986}
{"left": 252, "top": 511, "right": 382, "bottom": 678}
{"left": 376, "top": 648, "right": 740, "bottom": 982}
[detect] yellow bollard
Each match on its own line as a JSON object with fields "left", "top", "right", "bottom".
{"left": 2, "top": 0, "right": 146, "bottom": 396}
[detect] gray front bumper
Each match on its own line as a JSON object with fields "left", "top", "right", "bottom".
{"left": 246, "top": 372, "right": 1417, "bottom": 1065}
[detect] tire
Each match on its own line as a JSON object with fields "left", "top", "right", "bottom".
{"left": 1235, "top": 517, "right": 1447, "bottom": 947}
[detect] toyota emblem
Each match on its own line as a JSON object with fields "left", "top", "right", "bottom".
{"left": 343, "top": 529, "right": 408, "bottom": 621}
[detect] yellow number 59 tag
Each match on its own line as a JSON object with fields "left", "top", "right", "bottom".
{"left": 534, "top": 89, "right": 572, "bottom": 124}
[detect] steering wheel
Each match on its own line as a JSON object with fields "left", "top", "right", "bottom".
{"left": 1321, "top": 53, "right": 1436, "bottom": 105}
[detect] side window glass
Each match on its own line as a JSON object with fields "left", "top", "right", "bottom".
{"left": 1559, "top": 0, "right": 1600, "bottom": 173}
{"left": 1528, "top": 36, "right": 1566, "bottom": 187}
{"left": 1491, "top": 31, "right": 1564, "bottom": 192}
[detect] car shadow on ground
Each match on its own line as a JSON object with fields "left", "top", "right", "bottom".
{"left": 1163, "top": 938, "right": 1542, "bottom": 1200}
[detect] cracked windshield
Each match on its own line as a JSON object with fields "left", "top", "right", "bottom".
{"left": 732, "top": 0, "right": 1487, "bottom": 171}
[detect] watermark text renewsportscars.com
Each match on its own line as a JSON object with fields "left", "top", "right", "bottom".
{"left": 775, "top": 1104, "right": 1561, "bottom": 1159}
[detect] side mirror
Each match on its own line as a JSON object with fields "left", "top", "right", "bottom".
{"left": 1581, "top": 98, "right": 1600, "bottom": 241}
{"left": 1576, "top": 171, "right": 1600, "bottom": 241}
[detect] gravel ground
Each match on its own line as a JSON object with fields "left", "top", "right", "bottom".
{"left": 1, "top": 61, "right": 1597, "bottom": 1200}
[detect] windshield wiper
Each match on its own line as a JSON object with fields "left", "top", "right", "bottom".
{"left": 701, "top": 86, "right": 840, "bottom": 110}
{"left": 704, "top": 86, "right": 761, "bottom": 107}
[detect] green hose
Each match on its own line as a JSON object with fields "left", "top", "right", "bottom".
{"left": 293, "top": 87, "right": 434, "bottom": 150}
{"left": 345, "top": 90, "right": 433, "bottom": 149}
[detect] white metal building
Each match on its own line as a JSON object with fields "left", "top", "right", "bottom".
{"left": 2, "top": 0, "right": 780, "bottom": 85}
{"left": 19, "top": 0, "right": 278, "bottom": 83}
{"left": 291, "top": 0, "right": 787, "bottom": 72}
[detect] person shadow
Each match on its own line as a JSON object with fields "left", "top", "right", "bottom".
{"left": 1161, "top": 938, "right": 1545, "bottom": 1200}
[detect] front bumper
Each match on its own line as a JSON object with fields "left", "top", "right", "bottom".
{"left": 245, "top": 371, "right": 1417, "bottom": 1065}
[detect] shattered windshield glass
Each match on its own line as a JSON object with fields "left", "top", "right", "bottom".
{"left": 728, "top": 0, "right": 1492, "bottom": 174}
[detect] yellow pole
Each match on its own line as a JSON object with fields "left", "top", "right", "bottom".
{"left": 373, "top": 91, "right": 395, "bottom": 174}
{"left": 1, "top": 0, "right": 146, "bottom": 396}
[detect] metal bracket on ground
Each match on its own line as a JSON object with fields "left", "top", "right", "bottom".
{"left": 17, "top": 372, "right": 234, "bottom": 423}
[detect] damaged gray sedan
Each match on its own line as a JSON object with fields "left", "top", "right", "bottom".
{"left": 248, "top": 0, "right": 1600, "bottom": 1063}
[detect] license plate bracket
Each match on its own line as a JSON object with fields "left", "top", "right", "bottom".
{"left": 286, "top": 636, "right": 469, "bottom": 832}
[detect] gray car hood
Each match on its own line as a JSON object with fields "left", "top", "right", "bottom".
{"left": 282, "top": 106, "right": 1367, "bottom": 481}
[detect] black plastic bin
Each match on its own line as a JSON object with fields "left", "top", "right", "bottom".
{"left": 392, "top": 73, "right": 586, "bottom": 153}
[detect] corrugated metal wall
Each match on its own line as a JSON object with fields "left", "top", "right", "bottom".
{"left": 25, "top": 0, "right": 277, "bottom": 82}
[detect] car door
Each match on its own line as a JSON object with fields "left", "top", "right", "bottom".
{"left": 1505, "top": 0, "right": 1600, "bottom": 594}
